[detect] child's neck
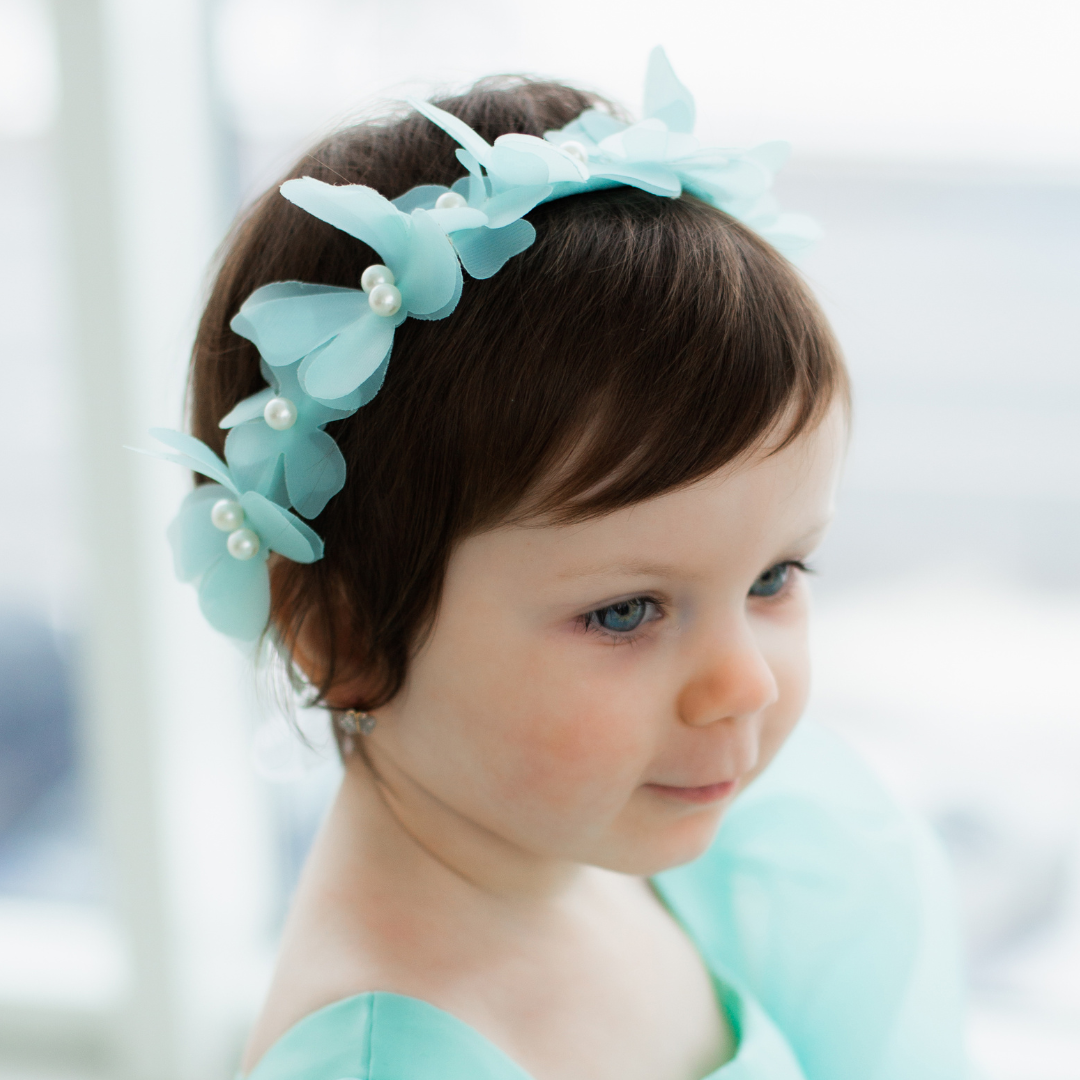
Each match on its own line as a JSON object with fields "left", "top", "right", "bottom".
{"left": 320, "top": 752, "right": 619, "bottom": 916}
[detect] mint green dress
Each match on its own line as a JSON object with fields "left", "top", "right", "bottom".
{"left": 248, "top": 722, "right": 969, "bottom": 1080}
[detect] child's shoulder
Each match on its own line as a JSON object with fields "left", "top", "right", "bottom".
{"left": 654, "top": 719, "right": 969, "bottom": 1080}
{"left": 244, "top": 992, "right": 532, "bottom": 1080}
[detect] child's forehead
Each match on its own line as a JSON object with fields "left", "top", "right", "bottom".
{"left": 458, "top": 406, "right": 844, "bottom": 587}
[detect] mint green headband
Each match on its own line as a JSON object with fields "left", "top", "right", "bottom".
{"left": 138, "top": 48, "right": 819, "bottom": 641}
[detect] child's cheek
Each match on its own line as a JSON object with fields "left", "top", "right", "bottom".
{"left": 487, "top": 663, "right": 654, "bottom": 813}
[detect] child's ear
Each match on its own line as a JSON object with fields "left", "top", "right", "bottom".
{"left": 269, "top": 557, "right": 382, "bottom": 709}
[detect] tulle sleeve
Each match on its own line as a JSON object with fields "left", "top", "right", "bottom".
{"left": 653, "top": 719, "right": 970, "bottom": 1080}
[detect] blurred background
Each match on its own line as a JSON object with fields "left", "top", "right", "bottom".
{"left": 0, "top": 0, "right": 1077, "bottom": 1077}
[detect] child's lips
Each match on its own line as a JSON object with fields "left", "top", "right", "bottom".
{"left": 643, "top": 779, "right": 739, "bottom": 804}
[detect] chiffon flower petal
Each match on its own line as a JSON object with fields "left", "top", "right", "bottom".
{"left": 602, "top": 119, "right": 672, "bottom": 162}
{"left": 409, "top": 271, "right": 462, "bottom": 321}
{"left": 479, "top": 186, "right": 551, "bottom": 230}
{"left": 391, "top": 184, "right": 448, "bottom": 214}
{"left": 198, "top": 551, "right": 270, "bottom": 642}
{"left": 280, "top": 428, "right": 346, "bottom": 520}
{"left": 425, "top": 206, "right": 489, "bottom": 233}
{"left": 145, "top": 429, "right": 237, "bottom": 491}
{"left": 223, "top": 422, "right": 284, "bottom": 500}
{"left": 239, "top": 491, "right": 324, "bottom": 563}
{"left": 451, "top": 219, "right": 536, "bottom": 280}
{"left": 576, "top": 109, "right": 626, "bottom": 143}
{"left": 494, "top": 134, "right": 589, "bottom": 184}
{"left": 590, "top": 161, "right": 682, "bottom": 197}
{"left": 231, "top": 283, "right": 369, "bottom": 369}
{"left": 394, "top": 209, "right": 465, "bottom": 314}
{"left": 219, "top": 387, "right": 275, "bottom": 429}
{"left": 744, "top": 140, "right": 792, "bottom": 174}
{"left": 280, "top": 177, "right": 409, "bottom": 260}
{"left": 298, "top": 313, "right": 396, "bottom": 401}
{"left": 642, "top": 45, "right": 696, "bottom": 132}
{"left": 142, "top": 428, "right": 327, "bottom": 641}
{"left": 168, "top": 484, "right": 231, "bottom": 582}
{"left": 489, "top": 143, "right": 549, "bottom": 188}
{"left": 409, "top": 98, "right": 493, "bottom": 167}
{"left": 539, "top": 48, "right": 819, "bottom": 258}
{"left": 753, "top": 213, "right": 824, "bottom": 260}
{"left": 349, "top": 353, "right": 390, "bottom": 406}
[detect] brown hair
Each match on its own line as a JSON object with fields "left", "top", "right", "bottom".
{"left": 191, "top": 77, "right": 847, "bottom": 709}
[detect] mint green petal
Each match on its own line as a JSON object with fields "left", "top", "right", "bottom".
{"left": 223, "top": 421, "right": 286, "bottom": 498}
{"left": 658, "top": 131, "right": 700, "bottom": 159}
{"left": 757, "top": 213, "right": 823, "bottom": 260}
{"left": 231, "top": 283, "right": 369, "bottom": 368}
{"left": 590, "top": 162, "right": 681, "bottom": 197}
{"left": 397, "top": 210, "right": 463, "bottom": 315}
{"left": 308, "top": 353, "right": 389, "bottom": 409}
{"left": 544, "top": 121, "right": 589, "bottom": 146}
{"left": 148, "top": 429, "right": 237, "bottom": 491}
{"left": 392, "top": 185, "right": 447, "bottom": 213}
{"left": 198, "top": 552, "right": 270, "bottom": 641}
{"left": 452, "top": 220, "right": 536, "bottom": 280}
{"left": 426, "top": 206, "right": 488, "bottom": 233}
{"left": 549, "top": 108, "right": 625, "bottom": 145}
{"left": 496, "top": 134, "right": 589, "bottom": 184}
{"left": 744, "top": 140, "right": 792, "bottom": 175}
{"left": 488, "top": 143, "right": 548, "bottom": 188}
{"left": 220, "top": 387, "right": 275, "bottom": 429}
{"left": 409, "top": 270, "right": 462, "bottom": 321}
{"left": 280, "top": 178, "right": 409, "bottom": 265}
{"left": 643, "top": 46, "right": 696, "bottom": 133}
{"left": 607, "top": 119, "right": 671, "bottom": 162}
{"left": 452, "top": 153, "right": 489, "bottom": 207}
{"left": 168, "top": 484, "right": 229, "bottom": 582}
{"left": 543, "top": 176, "right": 622, "bottom": 202}
{"left": 479, "top": 185, "right": 551, "bottom": 229}
{"left": 240, "top": 492, "right": 324, "bottom": 563}
{"left": 297, "top": 309, "right": 397, "bottom": 400}
{"left": 353, "top": 353, "right": 390, "bottom": 405}
{"left": 409, "top": 98, "right": 493, "bottom": 166}
{"left": 683, "top": 158, "right": 770, "bottom": 202}
{"left": 580, "top": 109, "right": 625, "bottom": 141}
{"left": 282, "top": 428, "right": 346, "bottom": 519}
{"left": 266, "top": 361, "right": 356, "bottom": 423}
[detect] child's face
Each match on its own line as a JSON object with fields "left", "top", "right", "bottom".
{"left": 371, "top": 404, "right": 846, "bottom": 876}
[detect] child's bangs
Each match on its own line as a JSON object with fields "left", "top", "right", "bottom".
{"left": 440, "top": 186, "right": 847, "bottom": 531}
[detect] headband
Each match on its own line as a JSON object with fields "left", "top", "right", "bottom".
{"left": 136, "top": 48, "right": 819, "bottom": 641}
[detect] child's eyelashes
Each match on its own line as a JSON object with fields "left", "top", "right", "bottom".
{"left": 581, "top": 597, "right": 664, "bottom": 642}
{"left": 748, "top": 560, "right": 813, "bottom": 599}
{"left": 580, "top": 562, "right": 812, "bottom": 641}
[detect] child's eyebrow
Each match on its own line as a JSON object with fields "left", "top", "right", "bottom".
{"left": 788, "top": 519, "right": 834, "bottom": 548}
{"left": 557, "top": 559, "right": 682, "bottom": 581}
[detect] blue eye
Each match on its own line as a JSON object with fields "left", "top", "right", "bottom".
{"left": 749, "top": 562, "right": 795, "bottom": 598}
{"left": 593, "top": 598, "right": 650, "bottom": 634}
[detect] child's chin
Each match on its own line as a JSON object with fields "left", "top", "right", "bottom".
{"left": 598, "top": 807, "right": 728, "bottom": 877}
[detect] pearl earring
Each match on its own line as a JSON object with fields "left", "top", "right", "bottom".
{"left": 339, "top": 709, "right": 377, "bottom": 736}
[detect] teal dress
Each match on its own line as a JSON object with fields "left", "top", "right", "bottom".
{"left": 248, "top": 721, "right": 969, "bottom": 1080}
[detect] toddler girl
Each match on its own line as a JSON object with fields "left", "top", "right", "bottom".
{"left": 156, "top": 50, "right": 967, "bottom": 1080}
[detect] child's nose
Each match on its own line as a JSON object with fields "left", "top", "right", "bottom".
{"left": 676, "top": 625, "right": 779, "bottom": 731}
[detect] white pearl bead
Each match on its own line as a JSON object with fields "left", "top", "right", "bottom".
{"left": 263, "top": 396, "right": 298, "bottom": 430}
{"left": 561, "top": 140, "right": 589, "bottom": 164}
{"left": 368, "top": 282, "right": 402, "bottom": 317}
{"left": 434, "top": 190, "right": 467, "bottom": 210}
{"left": 210, "top": 498, "right": 244, "bottom": 532}
{"left": 360, "top": 264, "right": 395, "bottom": 293}
{"left": 226, "top": 528, "right": 260, "bottom": 560}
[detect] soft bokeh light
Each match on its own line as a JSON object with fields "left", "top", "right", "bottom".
{"left": 215, "top": 0, "right": 1080, "bottom": 165}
